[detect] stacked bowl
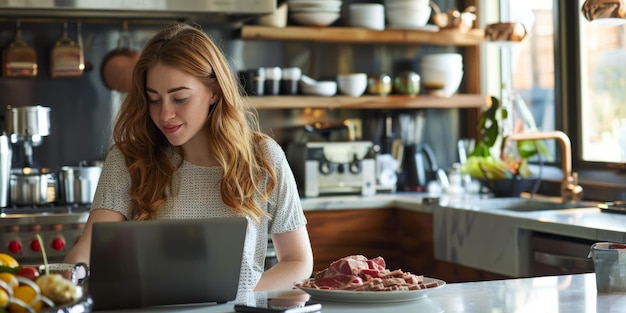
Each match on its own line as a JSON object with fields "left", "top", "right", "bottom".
{"left": 420, "top": 53, "right": 464, "bottom": 97}
{"left": 384, "top": 0, "right": 432, "bottom": 29}
{"left": 287, "top": 0, "right": 342, "bottom": 27}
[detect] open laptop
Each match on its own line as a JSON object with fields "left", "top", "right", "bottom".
{"left": 88, "top": 217, "right": 248, "bottom": 311}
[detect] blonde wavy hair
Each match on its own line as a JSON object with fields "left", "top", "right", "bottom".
{"left": 112, "top": 23, "right": 275, "bottom": 222}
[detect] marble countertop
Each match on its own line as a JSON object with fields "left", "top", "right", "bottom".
{"left": 95, "top": 273, "right": 626, "bottom": 312}
{"left": 299, "top": 193, "right": 626, "bottom": 277}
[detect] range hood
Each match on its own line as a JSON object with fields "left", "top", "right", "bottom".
{"left": 0, "top": 0, "right": 277, "bottom": 24}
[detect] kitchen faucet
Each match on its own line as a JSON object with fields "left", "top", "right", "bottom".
{"left": 506, "top": 131, "right": 583, "bottom": 203}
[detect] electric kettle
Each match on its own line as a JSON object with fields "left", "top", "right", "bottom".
{"left": 398, "top": 143, "right": 438, "bottom": 192}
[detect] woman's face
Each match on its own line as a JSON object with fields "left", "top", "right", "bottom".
{"left": 146, "top": 63, "right": 217, "bottom": 149}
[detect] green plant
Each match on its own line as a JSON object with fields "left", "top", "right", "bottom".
{"left": 462, "top": 96, "right": 549, "bottom": 179}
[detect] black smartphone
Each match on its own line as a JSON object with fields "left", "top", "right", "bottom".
{"left": 234, "top": 299, "right": 322, "bottom": 313}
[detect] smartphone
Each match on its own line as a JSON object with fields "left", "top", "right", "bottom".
{"left": 234, "top": 299, "right": 322, "bottom": 313}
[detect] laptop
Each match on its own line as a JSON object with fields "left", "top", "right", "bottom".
{"left": 88, "top": 217, "right": 248, "bottom": 311}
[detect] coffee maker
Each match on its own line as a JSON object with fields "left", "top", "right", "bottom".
{"left": 6, "top": 105, "right": 56, "bottom": 206}
{"left": 287, "top": 141, "right": 377, "bottom": 197}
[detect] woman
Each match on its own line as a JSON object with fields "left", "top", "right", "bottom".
{"left": 64, "top": 23, "right": 313, "bottom": 294}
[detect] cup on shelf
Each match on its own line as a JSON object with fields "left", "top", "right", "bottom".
{"left": 263, "top": 67, "right": 282, "bottom": 95}
{"left": 337, "top": 73, "right": 368, "bottom": 97}
{"left": 280, "top": 67, "right": 302, "bottom": 95}
{"left": 238, "top": 68, "right": 265, "bottom": 96}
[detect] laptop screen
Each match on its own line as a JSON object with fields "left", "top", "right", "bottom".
{"left": 88, "top": 217, "right": 248, "bottom": 310}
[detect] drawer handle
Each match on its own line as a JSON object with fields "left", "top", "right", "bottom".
{"left": 533, "top": 251, "right": 594, "bottom": 271}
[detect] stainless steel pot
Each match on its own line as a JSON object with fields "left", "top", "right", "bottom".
{"left": 10, "top": 168, "right": 56, "bottom": 206}
{"left": 58, "top": 165, "right": 101, "bottom": 204}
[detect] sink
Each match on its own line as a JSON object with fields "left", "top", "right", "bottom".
{"left": 464, "top": 198, "right": 597, "bottom": 212}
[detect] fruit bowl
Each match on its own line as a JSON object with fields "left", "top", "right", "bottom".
{"left": 43, "top": 294, "right": 93, "bottom": 313}
{"left": 478, "top": 178, "right": 540, "bottom": 197}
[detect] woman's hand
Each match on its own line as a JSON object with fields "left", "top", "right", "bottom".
{"left": 63, "top": 209, "right": 125, "bottom": 264}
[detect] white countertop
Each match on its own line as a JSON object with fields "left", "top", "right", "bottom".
{"left": 299, "top": 193, "right": 626, "bottom": 277}
{"left": 96, "top": 273, "right": 626, "bottom": 312}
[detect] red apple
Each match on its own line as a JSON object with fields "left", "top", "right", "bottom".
{"left": 15, "top": 266, "right": 39, "bottom": 281}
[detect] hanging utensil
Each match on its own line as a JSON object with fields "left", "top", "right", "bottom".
{"left": 2, "top": 21, "right": 37, "bottom": 78}
{"left": 50, "top": 21, "right": 84, "bottom": 78}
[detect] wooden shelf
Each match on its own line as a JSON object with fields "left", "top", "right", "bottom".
{"left": 240, "top": 25, "right": 485, "bottom": 46}
{"left": 247, "top": 94, "right": 486, "bottom": 110}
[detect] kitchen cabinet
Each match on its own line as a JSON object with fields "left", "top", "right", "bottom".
{"left": 304, "top": 208, "right": 509, "bottom": 283}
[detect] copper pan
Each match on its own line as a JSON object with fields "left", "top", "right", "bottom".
{"left": 50, "top": 21, "right": 84, "bottom": 78}
{"left": 2, "top": 21, "right": 37, "bottom": 78}
{"left": 100, "top": 20, "right": 140, "bottom": 93}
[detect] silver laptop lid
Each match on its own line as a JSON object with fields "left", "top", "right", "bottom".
{"left": 88, "top": 217, "right": 248, "bottom": 310}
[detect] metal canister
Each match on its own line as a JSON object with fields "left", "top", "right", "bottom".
{"left": 58, "top": 164, "right": 102, "bottom": 204}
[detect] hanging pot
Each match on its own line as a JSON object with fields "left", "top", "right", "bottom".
{"left": 50, "top": 21, "right": 84, "bottom": 78}
{"left": 100, "top": 21, "right": 140, "bottom": 93}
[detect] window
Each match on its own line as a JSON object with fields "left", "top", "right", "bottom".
{"left": 493, "top": 1, "right": 557, "bottom": 160}
{"left": 578, "top": 0, "right": 626, "bottom": 164}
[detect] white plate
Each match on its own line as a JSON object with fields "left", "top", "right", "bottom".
{"left": 296, "top": 277, "right": 446, "bottom": 303}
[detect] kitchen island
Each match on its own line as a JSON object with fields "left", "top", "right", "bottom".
{"left": 95, "top": 273, "right": 625, "bottom": 312}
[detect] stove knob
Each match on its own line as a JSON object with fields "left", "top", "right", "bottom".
{"left": 30, "top": 239, "right": 41, "bottom": 252}
{"left": 51, "top": 237, "right": 66, "bottom": 251}
{"left": 8, "top": 240, "right": 22, "bottom": 254}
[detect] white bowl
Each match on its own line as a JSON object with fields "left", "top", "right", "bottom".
{"left": 384, "top": 0, "right": 430, "bottom": 10}
{"left": 421, "top": 68, "right": 463, "bottom": 97}
{"left": 337, "top": 73, "right": 368, "bottom": 97}
{"left": 386, "top": 6, "right": 431, "bottom": 27}
{"left": 290, "top": 12, "right": 341, "bottom": 26}
{"left": 384, "top": 0, "right": 430, "bottom": 5}
{"left": 290, "top": 7, "right": 341, "bottom": 13}
{"left": 288, "top": 0, "right": 343, "bottom": 11}
{"left": 422, "top": 53, "right": 464, "bottom": 65}
{"left": 350, "top": 3, "right": 385, "bottom": 30}
{"left": 301, "top": 81, "right": 337, "bottom": 96}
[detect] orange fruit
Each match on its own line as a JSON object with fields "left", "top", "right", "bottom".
{"left": 0, "top": 272, "right": 18, "bottom": 292}
{"left": 9, "top": 283, "right": 41, "bottom": 312}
